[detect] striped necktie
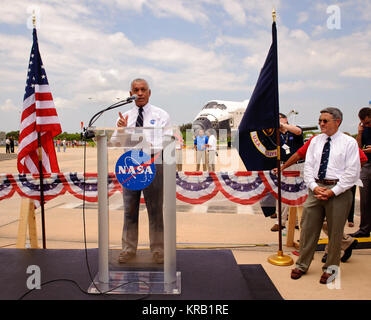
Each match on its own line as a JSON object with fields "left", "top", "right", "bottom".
{"left": 317, "top": 137, "right": 331, "bottom": 179}
{"left": 135, "top": 107, "right": 144, "bottom": 127}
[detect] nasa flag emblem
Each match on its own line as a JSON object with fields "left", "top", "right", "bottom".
{"left": 115, "top": 150, "right": 156, "bottom": 191}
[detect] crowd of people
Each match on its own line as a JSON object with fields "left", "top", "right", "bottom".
{"left": 55, "top": 139, "right": 79, "bottom": 152}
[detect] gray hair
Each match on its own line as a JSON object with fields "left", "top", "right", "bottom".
{"left": 320, "top": 107, "right": 343, "bottom": 123}
{"left": 131, "top": 78, "right": 150, "bottom": 89}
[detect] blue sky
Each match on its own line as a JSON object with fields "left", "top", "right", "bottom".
{"left": 0, "top": 0, "right": 370, "bottom": 134}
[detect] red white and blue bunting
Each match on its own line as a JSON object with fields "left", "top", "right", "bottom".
{"left": 0, "top": 171, "right": 307, "bottom": 205}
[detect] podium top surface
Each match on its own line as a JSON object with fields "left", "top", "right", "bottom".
{"left": 87, "top": 126, "right": 180, "bottom": 150}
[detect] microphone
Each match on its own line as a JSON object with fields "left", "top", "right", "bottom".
{"left": 85, "top": 94, "right": 139, "bottom": 135}
{"left": 126, "top": 94, "right": 138, "bottom": 102}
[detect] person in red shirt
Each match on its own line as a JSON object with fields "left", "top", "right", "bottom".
{"left": 278, "top": 135, "right": 367, "bottom": 171}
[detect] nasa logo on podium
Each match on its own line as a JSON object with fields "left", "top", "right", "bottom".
{"left": 115, "top": 150, "right": 156, "bottom": 191}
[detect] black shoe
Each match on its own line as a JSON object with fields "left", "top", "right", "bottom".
{"left": 321, "top": 253, "right": 328, "bottom": 263}
{"left": 341, "top": 239, "right": 358, "bottom": 263}
{"left": 348, "top": 230, "right": 370, "bottom": 238}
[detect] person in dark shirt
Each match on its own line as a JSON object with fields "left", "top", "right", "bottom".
{"left": 9, "top": 137, "right": 15, "bottom": 153}
{"left": 271, "top": 113, "right": 304, "bottom": 231}
{"left": 350, "top": 107, "right": 371, "bottom": 238}
{"left": 279, "top": 113, "right": 304, "bottom": 162}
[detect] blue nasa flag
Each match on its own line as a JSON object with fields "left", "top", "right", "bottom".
{"left": 238, "top": 22, "right": 280, "bottom": 171}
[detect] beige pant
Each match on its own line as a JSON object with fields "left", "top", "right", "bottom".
{"left": 176, "top": 149, "right": 182, "bottom": 171}
{"left": 196, "top": 150, "right": 207, "bottom": 171}
{"left": 295, "top": 184, "right": 352, "bottom": 272}
{"left": 322, "top": 221, "right": 354, "bottom": 254}
{"left": 207, "top": 150, "right": 216, "bottom": 172}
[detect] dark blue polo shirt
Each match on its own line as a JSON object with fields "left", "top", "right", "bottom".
{"left": 280, "top": 129, "right": 304, "bottom": 162}
{"left": 362, "top": 127, "right": 371, "bottom": 162}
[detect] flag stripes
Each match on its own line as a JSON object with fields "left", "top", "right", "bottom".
{"left": 17, "top": 28, "right": 61, "bottom": 175}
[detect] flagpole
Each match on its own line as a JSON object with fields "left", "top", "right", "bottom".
{"left": 38, "top": 133, "right": 47, "bottom": 249}
{"left": 33, "top": 12, "right": 47, "bottom": 249}
{"left": 267, "top": 8, "right": 293, "bottom": 266}
{"left": 276, "top": 129, "right": 282, "bottom": 251}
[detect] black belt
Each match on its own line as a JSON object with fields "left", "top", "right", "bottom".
{"left": 281, "top": 160, "right": 304, "bottom": 164}
{"left": 315, "top": 178, "right": 339, "bottom": 185}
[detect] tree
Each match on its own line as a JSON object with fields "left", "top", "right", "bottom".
{"left": 6, "top": 130, "right": 20, "bottom": 140}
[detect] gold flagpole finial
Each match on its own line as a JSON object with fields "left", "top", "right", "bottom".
{"left": 32, "top": 10, "right": 36, "bottom": 28}
{"left": 272, "top": 8, "right": 276, "bottom": 22}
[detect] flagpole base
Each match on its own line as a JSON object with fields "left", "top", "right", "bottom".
{"left": 268, "top": 250, "right": 293, "bottom": 266}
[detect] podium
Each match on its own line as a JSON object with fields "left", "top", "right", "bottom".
{"left": 87, "top": 126, "right": 181, "bottom": 295}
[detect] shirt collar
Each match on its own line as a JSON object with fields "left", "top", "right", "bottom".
{"left": 135, "top": 103, "right": 150, "bottom": 113}
{"left": 325, "top": 129, "right": 341, "bottom": 140}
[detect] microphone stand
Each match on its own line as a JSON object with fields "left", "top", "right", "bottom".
{"left": 83, "top": 98, "right": 136, "bottom": 139}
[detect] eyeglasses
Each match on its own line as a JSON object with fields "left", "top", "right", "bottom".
{"left": 318, "top": 119, "right": 334, "bottom": 124}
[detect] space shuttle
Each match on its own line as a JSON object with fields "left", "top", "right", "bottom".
{"left": 191, "top": 100, "right": 318, "bottom": 135}
{"left": 191, "top": 100, "right": 248, "bottom": 134}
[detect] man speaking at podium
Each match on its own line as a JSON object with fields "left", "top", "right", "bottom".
{"left": 116, "top": 78, "right": 171, "bottom": 264}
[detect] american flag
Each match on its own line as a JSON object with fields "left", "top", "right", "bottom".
{"left": 17, "top": 28, "right": 61, "bottom": 174}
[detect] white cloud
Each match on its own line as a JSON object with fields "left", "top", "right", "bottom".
{"left": 147, "top": 0, "right": 209, "bottom": 23}
{"left": 0, "top": 99, "right": 19, "bottom": 112}
{"left": 220, "top": 0, "right": 247, "bottom": 25}
{"left": 279, "top": 80, "right": 343, "bottom": 93}
{"left": 53, "top": 97, "right": 74, "bottom": 110}
{"left": 0, "top": 0, "right": 370, "bottom": 133}
{"left": 297, "top": 12, "right": 309, "bottom": 24}
{"left": 341, "top": 67, "right": 371, "bottom": 78}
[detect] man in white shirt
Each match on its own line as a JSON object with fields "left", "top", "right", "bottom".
{"left": 174, "top": 128, "right": 184, "bottom": 171}
{"left": 116, "top": 78, "right": 171, "bottom": 264}
{"left": 5, "top": 138, "right": 10, "bottom": 153}
{"left": 206, "top": 129, "right": 217, "bottom": 172}
{"left": 291, "top": 107, "right": 360, "bottom": 284}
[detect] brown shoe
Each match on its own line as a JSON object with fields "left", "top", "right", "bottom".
{"left": 291, "top": 268, "right": 306, "bottom": 280}
{"left": 118, "top": 251, "right": 136, "bottom": 263}
{"left": 152, "top": 252, "right": 164, "bottom": 264}
{"left": 320, "top": 271, "right": 334, "bottom": 284}
{"left": 271, "top": 224, "right": 285, "bottom": 232}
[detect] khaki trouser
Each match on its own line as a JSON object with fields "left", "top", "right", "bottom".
{"left": 295, "top": 184, "right": 352, "bottom": 273}
{"left": 196, "top": 150, "right": 207, "bottom": 171}
{"left": 207, "top": 150, "right": 216, "bottom": 172}
{"left": 176, "top": 148, "right": 183, "bottom": 171}
{"left": 322, "top": 221, "right": 354, "bottom": 254}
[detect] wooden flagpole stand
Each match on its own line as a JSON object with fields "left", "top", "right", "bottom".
{"left": 16, "top": 198, "right": 39, "bottom": 248}
{"left": 286, "top": 206, "right": 303, "bottom": 249}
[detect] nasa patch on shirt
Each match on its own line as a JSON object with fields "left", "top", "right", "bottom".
{"left": 150, "top": 119, "right": 156, "bottom": 125}
{"left": 115, "top": 150, "right": 156, "bottom": 191}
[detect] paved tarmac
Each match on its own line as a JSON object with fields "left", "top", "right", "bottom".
{"left": 1, "top": 146, "right": 370, "bottom": 300}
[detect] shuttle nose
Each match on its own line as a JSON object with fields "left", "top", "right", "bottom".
{"left": 192, "top": 118, "right": 212, "bottom": 134}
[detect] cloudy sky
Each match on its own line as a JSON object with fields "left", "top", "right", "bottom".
{"left": 0, "top": 0, "right": 370, "bottom": 134}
